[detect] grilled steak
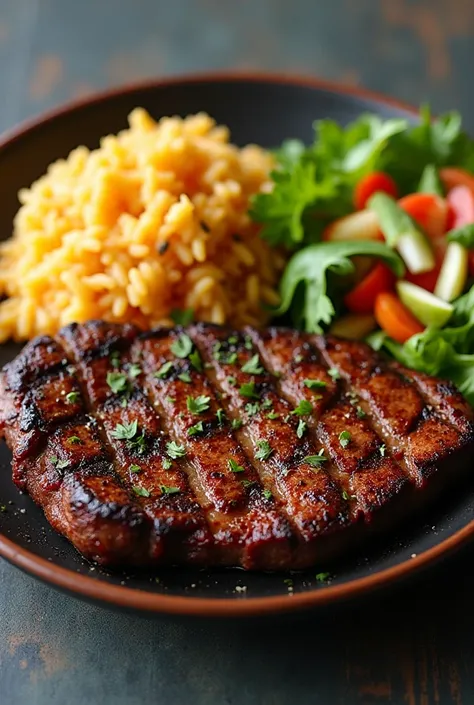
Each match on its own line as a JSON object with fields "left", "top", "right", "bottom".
{"left": 0, "top": 321, "right": 472, "bottom": 571}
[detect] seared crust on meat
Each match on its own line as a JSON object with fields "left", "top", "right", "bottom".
{"left": 0, "top": 322, "right": 472, "bottom": 571}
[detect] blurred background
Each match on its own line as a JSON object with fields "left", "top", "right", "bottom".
{"left": 2, "top": 0, "right": 474, "bottom": 133}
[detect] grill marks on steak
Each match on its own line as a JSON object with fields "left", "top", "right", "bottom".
{"left": 134, "top": 330, "right": 293, "bottom": 568}
{"left": 0, "top": 320, "right": 473, "bottom": 571}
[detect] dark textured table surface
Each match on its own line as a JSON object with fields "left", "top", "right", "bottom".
{"left": 1, "top": 1, "right": 474, "bottom": 703}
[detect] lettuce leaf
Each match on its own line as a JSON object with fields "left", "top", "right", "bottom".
{"left": 250, "top": 106, "right": 474, "bottom": 249}
{"left": 275, "top": 240, "right": 405, "bottom": 333}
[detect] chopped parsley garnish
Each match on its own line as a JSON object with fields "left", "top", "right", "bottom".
{"left": 165, "top": 396, "right": 176, "bottom": 405}
{"left": 130, "top": 464, "right": 141, "bottom": 473}
{"left": 213, "top": 341, "right": 222, "bottom": 359}
{"left": 0, "top": 505, "right": 6, "bottom": 512}
{"left": 189, "top": 349, "right": 202, "bottom": 371}
{"left": 166, "top": 441, "right": 186, "bottom": 459}
{"left": 342, "top": 490, "right": 349, "bottom": 500}
{"left": 328, "top": 368, "right": 341, "bottom": 381}
{"left": 170, "top": 307, "right": 194, "bottom": 325}
{"left": 242, "top": 479, "right": 256, "bottom": 488}
{"left": 178, "top": 371, "right": 192, "bottom": 384}
{"left": 188, "top": 421, "right": 204, "bottom": 437}
{"left": 227, "top": 376, "right": 237, "bottom": 386}
{"left": 291, "top": 399, "right": 313, "bottom": 416}
{"left": 261, "top": 398, "right": 273, "bottom": 410}
{"left": 241, "top": 354, "right": 263, "bottom": 375}
{"left": 155, "top": 361, "right": 174, "bottom": 379}
{"left": 304, "top": 450, "right": 328, "bottom": 467}
{"left": 244, "top": 336, "right": 253, "bottom": 350}
{"left": 304, "top": 378, "right": 327, "bottom": 391}
{"left": 186, "top": 395, "right": 211, "bottom": 415}
{"left": 171, "top": 333, "right": 193, "bottom": 358}
{"left": 67, "top": 436, "right": 81, "bottom": 444}
{"left": 110, "top": 351, "right": 121, "bottom": 368}
{"left": 228, "top": 335, "right": 238, "bottom": 345}
{"left": 239, "top": 381, "right": 259, "bottom": 399}
{"left": 162, "top": 457, "right": 173, "bottom": 470}
{"left": 263, "top": 489, "right": 273, "bottom": 500}
{"left": 228, "top": 458, "right": 245, "bottom": 473}
{"left": 160, "top": 485, "right": 180, "bottom": 495}
{"left": 66, "top": 391, "right": 80, "bottom": 404}
{"left": 316, "top": 572, "right": 330, "bottom": 582}
{"left": 133, "top": 486, "right": 150, "bottom": 498}
{"left": 222, "top": 352, "right": 237, "bottom": 365}
{"left": 294, "top": 353, "right": 303, "bottom": 364}
{"left": 245, "top": 402, "right": 260, "bottom": 417}
{"left": 216, "top": 409, "right": 226, "bottom": 425}
{"left": 107, "top": 371, "right": 130, "bottom": 394}
{"left": 296, "top": 419, "right": 307, "bottom": 439}
{"left": 379, "top": 444, "right": 386, "bottom": 457}
{"left": 339, "top": 430, "right": 351, "bottom": 448}
{"left": 231, "top": 418, "right": 243, "bottom": 431}
{"left": 255, "top": 440, "right": 273, "bottom": 461}
{"left": 111, "top": 420, "right": 139, "bottom": 440}
{"left": 50, "top": 456, "right": 70, "bottom": 470}
{"left": 356, "top": 406, "right": 366, "bottom": 419}
{"left": 267, "top": 411, "right": 280, "bottom": 420}
{"left": 128, "top": 363, "right": 142, "bottom": 378}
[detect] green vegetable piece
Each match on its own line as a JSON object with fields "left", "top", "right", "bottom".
{"left": 186, "top": 395, "right": 211, "bottom": 415}
{"left": 396, "top": 281, "right": 453, "bottom": 328}
{"left": 241, "top": 354, "right": 264, "bottom": 375}
{"left": 418, "top": 164, "right": 444, "bottom": 196}
{"left": 368, "top": 193, "right": 435, "bottom": 274}
{"left": 296, "top": 419, "right": 307, "bottom": 439}
{"left": 304, "top": 379, "right": 327, "bottom": 391}
{"left": 447, "top": 223, "right": 474, "bottom": 249}
{"left": 339, "top": 430, "right": 351, "bottom": 448}
{"left": 133, "top": 486, "right": 151, "bottom": 498}
{"left": 155, "top": 361, "right": 174, "bottom": 379}
{"left": 434, "top": 242, "right": 469, "bottom": 302}
{"left": 275, "top": 240, "right": 404, "bottom": 333}
{"left": 160, "top": 485, "right": 180, "bottom": 495}
{"left": 166, "top": 441, "right": 186, "bottom": 459}
{"left": 171, "top": 334, "right": 193, "bottom": 358}
{"left": 228, "top": 458, "right": 245, "bottom": 473}
{"left": 291, "top": 399, "right": 313, "bottom": 416}
{"left": 239, "top": 381, "right": 259, "bottom": 399}
{"left": 255, "top": 440, "right": 273, "bottom": 461}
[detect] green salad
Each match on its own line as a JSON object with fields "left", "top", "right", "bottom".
{"left": 249, "top": 107, "right": 474, "bottom": 405}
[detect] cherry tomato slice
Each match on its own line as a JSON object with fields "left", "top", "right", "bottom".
{"left": 398, "top": 193, "right": 449, "bottom": 239}
{"left": 354, "top": 172, "right": 398, "bottom": 210}
{"left": 344, "top": 262, "right": 396, "bottom": 314}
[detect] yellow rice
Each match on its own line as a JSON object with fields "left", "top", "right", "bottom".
{"left": 0, "top": 109, "right": 284, "bottom": 342}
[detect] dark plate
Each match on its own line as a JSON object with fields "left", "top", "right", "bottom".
{"left": 1, "top": 73, "right": 473, "bottom": 617}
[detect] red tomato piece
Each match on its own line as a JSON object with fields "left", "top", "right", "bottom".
{"left": 354, "top": 172, "right": 398, "bottom": 210}
{"left": 447, "top": 185, "right": 474, "bottom": 228}
{"left": 344, "top": 262, "right": 396, "bottom": 314}
{"left": 374, "top": 292, "right": 425, "bottom": 344}
{"left": 398, "top": 193, "right": 449, "bottom": 239}
{"left": 440, "top": 167, "right": 474, "bottom": 196}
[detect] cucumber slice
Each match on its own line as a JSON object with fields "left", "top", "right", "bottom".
{"left": 434, "top": 242, "right": 469, "bottom": 302}
{"left": 396, "top": 281, "right": 453, "bottom": 328}
{"left": 396, "top": 230, "right": 436, "bottom": 275}
{"left": 329, "top": 313, "right": 377, "bottom": 340}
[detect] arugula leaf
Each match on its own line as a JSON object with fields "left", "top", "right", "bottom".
{"left": 447, "top": 224, "right": 474, "bottom": 248}
{"left": 276, "top": 240, "right": 405, "bottom": 332}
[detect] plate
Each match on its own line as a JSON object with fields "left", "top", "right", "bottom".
{"left": 1, "top": 72, "right": 473, "bottom": 617}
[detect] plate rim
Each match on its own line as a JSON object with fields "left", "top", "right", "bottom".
{"left": 1, "top": 69, "right": 472, "bottom": 617}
